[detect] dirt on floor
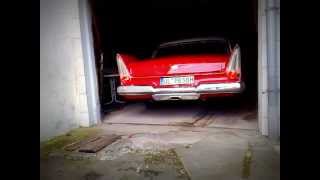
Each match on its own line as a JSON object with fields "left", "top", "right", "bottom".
{"left": 40, "top": 127, "right": 193, "bottom": 180}
{"left": 40, "top": 100, "right": 279, "bottom": 180}
{"left": 41, "top": 146, "right": 190, "bottom": 180}
{"left": 40, "top": 127, "right": 102, "bottom": 158}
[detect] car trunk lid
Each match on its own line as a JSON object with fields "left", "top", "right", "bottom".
{"left": 127, "top": 54, "right": 230, "bottom": 77}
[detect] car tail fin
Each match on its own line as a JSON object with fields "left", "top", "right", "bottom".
{"left": 116, "top": 53, "right": 140, "bottom": 83}
{"left": 116, "top": 53, "right": 131, "bottom": 82}
{"left": 226, "top": 44, "right": 241, "bottom": 80}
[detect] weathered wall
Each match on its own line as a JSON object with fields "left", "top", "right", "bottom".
{"left": 258, "top": 0, "right": 280, "bottom": 138}
{"left": 40, "top": 0, "right": 90, "bottom": 141}
{"left": 276, "top": 0, "right": 280, "bottom": 138}
{"left": 258, "top": 0, "right": 269, "bottom": 136}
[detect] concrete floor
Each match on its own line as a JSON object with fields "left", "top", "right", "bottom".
{"left": 175, "top": 128, "right": 280, "bottom": 180}
{"left": 41, "top": 99, "right": 279, "bottom": 180}
{"left": 103, "top": 99, "right": 257, "bottom": 130}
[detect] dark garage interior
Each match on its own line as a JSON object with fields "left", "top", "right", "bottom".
{"left": 89, "top": 0, "right": 258, "bottom": 127}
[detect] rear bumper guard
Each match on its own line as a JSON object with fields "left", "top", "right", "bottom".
{"left": 117, "top": 82, "right": 244, "bottom": 101}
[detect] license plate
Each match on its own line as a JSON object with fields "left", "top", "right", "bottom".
{"left": 160, "top": 76, "right": 194, "bottom": 85}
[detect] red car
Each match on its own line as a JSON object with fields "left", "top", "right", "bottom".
{"left": 116, "top": 37, "right": 244, "bottom": 101}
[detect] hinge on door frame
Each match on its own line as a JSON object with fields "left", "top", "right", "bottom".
{"left": 265, "top": 7, "right": 280, "bottom": 12}
{"left": 262, "top": 89, "right": 280, "bottom": 94}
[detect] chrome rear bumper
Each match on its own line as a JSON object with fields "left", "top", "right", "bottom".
{"left": 117, "top": 82, "right": 244, "bottom": 101}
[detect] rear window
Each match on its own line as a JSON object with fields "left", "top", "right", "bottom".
{"left": 153, "top": 40, "right": 229, "bottom": 58}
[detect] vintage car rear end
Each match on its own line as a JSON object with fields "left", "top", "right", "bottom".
{"left": 116, "top": 37, "right": 244, "bottom": 101}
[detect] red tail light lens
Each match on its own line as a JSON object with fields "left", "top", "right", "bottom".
{"left": 227, "top": 70, "right": 239, "bottom": 80}
{"left": 226, "top": 45, "right": 241, "bottom": 80}
{"left": 116, "top": 54, "right": 131, "bottom": 82}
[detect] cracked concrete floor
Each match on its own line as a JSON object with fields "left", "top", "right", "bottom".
{"left": 41, "top": 100, "right": 279, "bottom": 180}
{"left": 103, "top": 100, "right": 258, "bottom": 130}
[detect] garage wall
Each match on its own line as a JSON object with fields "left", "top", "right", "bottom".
{"left": 40, "top": 0, "right": 90, "bottom": 141}
{"left": 276, "top": 0, "right": 280, "bottom": 138}
{"left": 258, "top": 0, "right": 280, "bottom": 139}
{"left": 258, "top": 0, "right": 269, "bottom": 136}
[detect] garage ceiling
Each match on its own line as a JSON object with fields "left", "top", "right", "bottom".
{"left": 91, "top": 0, "right": 257, "bottom": 57}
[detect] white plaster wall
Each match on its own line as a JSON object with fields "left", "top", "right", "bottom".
{"left": 40, "top": 0, "right": 89, "bottom": 141}
{"left": 258, "top": 0, "right": 269, "bottom": 135}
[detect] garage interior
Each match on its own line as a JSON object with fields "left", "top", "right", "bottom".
{"left": 89, "top": 0, "right": 259, "bottom": 130}
{"left": 40, "top": 0, "right": 279, "bottom": 179}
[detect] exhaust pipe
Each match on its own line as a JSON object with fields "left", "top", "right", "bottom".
{"left": 152, "top": 93, "right": 200, "bottom": 101}
{"left": 169, "top": 97, "right": 182, "bottom": 101}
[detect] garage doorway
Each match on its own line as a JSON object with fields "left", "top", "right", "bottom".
{"left": 79, "top": 0, "right": 279, "bottom": 137}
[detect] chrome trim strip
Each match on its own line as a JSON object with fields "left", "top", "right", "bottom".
{"left": 117, "top": 82, "right": 243, "bottom": 95}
